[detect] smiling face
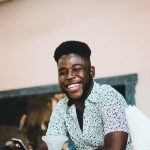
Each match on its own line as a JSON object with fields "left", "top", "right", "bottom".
{"left": 57, "top": 53, "right": 95, "bottom": 100}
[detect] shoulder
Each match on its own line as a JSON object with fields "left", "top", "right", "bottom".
{"left": 100, "top": 84, "right": 120, "bottom": 97}
{"left": 54, "top": 97, "right": 69, "bottom": 112}
{"left": 88, "top": 82, "right": 114, "bottom": 103}
{"left": 93, "top": 82, "right": 127, "bottom": 106}
{"left": 93, "top": 82, "right": 117, "bottom": 97}
{"left": 93, "top": 81, "right": 114, "bottom": 91}
{"left": 95, "top": 82, "right": 123, "bottom": 98}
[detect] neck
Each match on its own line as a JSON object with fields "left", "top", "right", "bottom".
{"left": 72, "top": 79, "right": 94, "bottom": 111}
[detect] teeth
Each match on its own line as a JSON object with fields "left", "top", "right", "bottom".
{"left": 68, "top": 83, "right": 79, "bottom": 89}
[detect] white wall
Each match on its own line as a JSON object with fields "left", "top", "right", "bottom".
{"left": 0, "top": 0, "right": 150, "bottom": 117}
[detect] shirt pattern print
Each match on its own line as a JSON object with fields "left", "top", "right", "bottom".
{"left": 46, "top": 81, "right": 131, "bottom": 150}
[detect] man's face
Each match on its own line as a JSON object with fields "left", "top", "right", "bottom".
{"left": 57, "top": 53, "right": 95, "bottom": 100}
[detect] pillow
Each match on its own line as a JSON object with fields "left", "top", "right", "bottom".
{"left": 125, "top": 105, "right": 150, "bottom": 150}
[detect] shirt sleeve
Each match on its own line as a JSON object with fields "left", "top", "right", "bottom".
{"left": 100, "top": 84, "right": 129, "bottom": 135}
{"left": 46, "top": 100, "right": 68, "bottom": 136}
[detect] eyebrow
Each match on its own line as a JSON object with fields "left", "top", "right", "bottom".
{"left": 58, "top": 67, "right": 66, "bottom": 72}
{"left": 58, "top": 64, "right": 83, "bottom": 71}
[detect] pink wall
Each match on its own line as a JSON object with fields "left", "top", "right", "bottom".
{"left": 0, "top": 0, "right": 150, "bottom": 117}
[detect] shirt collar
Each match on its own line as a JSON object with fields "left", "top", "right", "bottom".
{"left": 68, "top": 98, "right": 74, "bottom": 107}
{"left": 86, "top": 81, "right": 100, "bottom": 103}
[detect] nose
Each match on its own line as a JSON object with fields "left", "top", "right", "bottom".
{"left": 66, "top": 69, "right": 75, "bottom": 80}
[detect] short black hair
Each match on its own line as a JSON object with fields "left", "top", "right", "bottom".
{"left": 54, "top": 40, "right": 91, "bottom": 62}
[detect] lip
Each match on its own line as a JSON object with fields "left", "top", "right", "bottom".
{"left": 65, "top": 82, "right": 81, "bottom": 93}
{"left": 68, "top": 83, "right": 80, "bottom": 88}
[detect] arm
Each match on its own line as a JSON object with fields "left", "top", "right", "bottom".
{"left": 96, "top": 131, "right": 128, "bottom": 150}
{"left": 46, "top": 100, "right": 68, "bottom": 136}
{"left": 98, "top": 85, "right": 130, "bottom": 150}
{"left": 104, "top": 131, "right": 128, "bottom": 150}
{"left": 44, "top": 101, "right": 68, "bottom": 150}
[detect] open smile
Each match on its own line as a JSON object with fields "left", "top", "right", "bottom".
{"left": 66, "top": 83, "right": 81, "bottom": 93}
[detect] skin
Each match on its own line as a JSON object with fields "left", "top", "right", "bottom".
{"left": 57, "top": 53, "right": 128, "bottom": 150}
{"left": 57, "top": 53, "right": 95, "bottom": 103}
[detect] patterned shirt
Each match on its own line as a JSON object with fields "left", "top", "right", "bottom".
{"left": 46, "top": 81, "right": 131, "bottom": 150}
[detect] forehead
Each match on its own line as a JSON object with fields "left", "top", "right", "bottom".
{"left": 58, "top": 53, "right": 86, "bottom": 66}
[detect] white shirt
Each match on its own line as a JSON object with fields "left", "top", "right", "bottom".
{"left": 46, "top": 82, "right": 131, "bottom": 150}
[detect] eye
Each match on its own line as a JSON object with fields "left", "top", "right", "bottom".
{"left": 72, "top": 66, "right": 82, "bottom": 72}
{"left": 58, "top": 69, "right": 67, "bottom": 76}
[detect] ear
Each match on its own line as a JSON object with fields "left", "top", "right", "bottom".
{"left": 90, "top": 66, "right": 95, "bottom": 78}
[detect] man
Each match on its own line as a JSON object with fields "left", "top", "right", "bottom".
{"left": 46, "top": 41, "right": 131, "bottom": 150}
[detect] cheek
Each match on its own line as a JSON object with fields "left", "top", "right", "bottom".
{"left": 58, "top": 77, "right": 62, "bottom": 84}
{"left": 58, "top": 77, "right": 65, "bottom": 86}
{"left": 82, "top": 71, "right": 90, "bottom": 80}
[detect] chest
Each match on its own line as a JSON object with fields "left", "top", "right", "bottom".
{"left": 65, "top": 103, "right": 104, "bottom": 146}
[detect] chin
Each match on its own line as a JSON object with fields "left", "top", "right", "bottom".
{"left": 68, "top": 95, "right": 82, "bottom": 100}
{"left": 68, "top": 92, "right": 82, "bottom": 100}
